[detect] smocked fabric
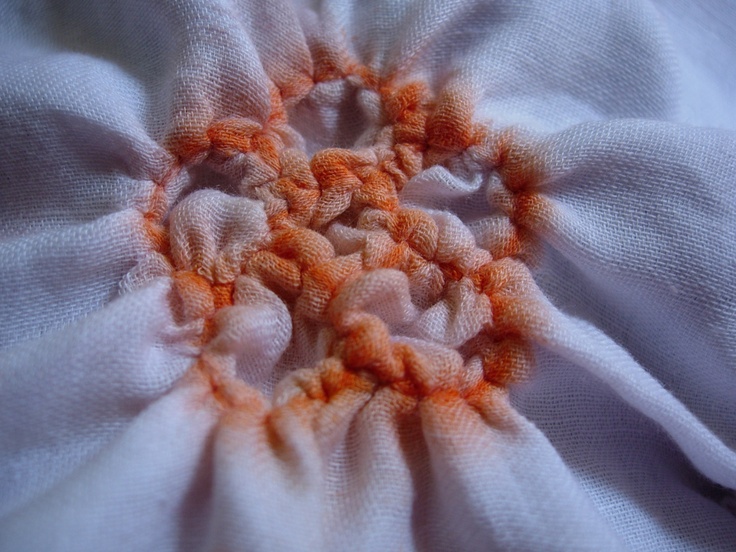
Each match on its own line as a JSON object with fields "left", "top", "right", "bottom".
{"left": 1, "top": 1, "right": 736, "bottom": 551}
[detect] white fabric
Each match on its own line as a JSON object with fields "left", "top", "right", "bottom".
{"left": 1, "top": 1, "right": 735, "bottom": 551}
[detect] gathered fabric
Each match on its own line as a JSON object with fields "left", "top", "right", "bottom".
{"left": 1, "top": 1, "right": 735, "bottom": 550}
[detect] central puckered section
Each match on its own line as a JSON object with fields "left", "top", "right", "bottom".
{"left": 159, "top": 47, "right": 541, "bottom": 406}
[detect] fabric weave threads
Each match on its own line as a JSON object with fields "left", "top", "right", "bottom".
{"left": 1, "top": 1, "right": 736, "bottom": 550}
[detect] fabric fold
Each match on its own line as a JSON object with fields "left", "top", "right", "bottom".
{"left": 0, "top": 279, "right": 194, "bottom": 517}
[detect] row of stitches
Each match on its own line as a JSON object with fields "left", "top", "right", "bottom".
{"left": 141, "top": 46, "right": 545, "bottom": 412}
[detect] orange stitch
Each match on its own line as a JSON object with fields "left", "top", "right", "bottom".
{"left": 247, "top": 250, "right": 303, "bottom": 296}
{"left": 267, "top": 84, "right": 290, "bottom": 126}
{"left": 494, "top": 132, "right": 540, "bottom": 192}
{"left": 393, "top": 341, "right": 431, "bottom": 394}
{"left": 207, "top": 119, "right": 258, "bottom": 155}
{"left": 170, "top": 271, "right": 216, "bottom": 337}
{"left": 351, "top": 167, "right": 399, "bottom": 211}
{"left": 388, "top": 209, "right": 439, "bottom": 259}
{"left": 392, "top": 142, "right": 425, "bottom": 177}
{"left": 193, "top": 353, "right": 261, "bottom": 410}
{"left": 426, "top": 88, "right": 475, "bottom": 152}
{"left": 382, "top": 82, "right": 428, "bottom": 123}
{"left": 273, "top": 73, "right": 315, "bottom": 108}
{"left": 338, "top": 312, "right": 401, "bottom": 381}
{"left": 276, "top": 182, "right": 320, "bottom": 224}
{"left": 460, "top": 332, "right": 532, "bottom": 388}
{"left": 482, "top": 335, "right": 532, "bottom": 386}
{"left": 310, "top": 41, "right": 351, "bottom": 83}
{"left": 294, "top": 357, "right": 376, "bottom": 403}
{"left": 270, "top": 227, "right": 334, "bottom": 269}
{"left": 317, "top": 358, "right": 355, "bottom": 401}
{"left": 265, "top": 210, "right": 292, "bottom": 231}
{"left": 212, "top": 282, "right": 235, "bottom": 310}
{"left": 168, "top": 131, "right": 211, "bottom": 164}
{"left": 142, "top": 216, "right": 169, "bottom": 254}
{"left": 297, "top": 254, "right": 362, "bottom": 321}
{"left": 383, "top": 83, "right": 433, "bottom": 146}
{"left": 488, "top": 229, "right": 526, "bottom": 260}
{"left": 250, "top": 133, "right": 281, "bottom": 172}
{"left": 438, "top": 262, "right": 465, "bottom": 283}
{"left": 350, "top": 63, "right": 381, "bottom": 91}
{"left": 140, "top": 165, "right": 181, "bottom": 256}
{"left": 147, "top": 181, "right": 170, "bottom": 222}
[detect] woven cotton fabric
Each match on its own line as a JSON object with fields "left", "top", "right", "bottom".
{"left": 1, "top": 1, "right": 735, "bottom": 551}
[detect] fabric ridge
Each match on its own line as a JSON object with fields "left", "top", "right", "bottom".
{"left": 0, "top": 1, "right": 735, "bottom": 551}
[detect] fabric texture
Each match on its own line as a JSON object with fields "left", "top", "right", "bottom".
{"left": 1, "top": 1, "right": 735, "bottom": 550}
